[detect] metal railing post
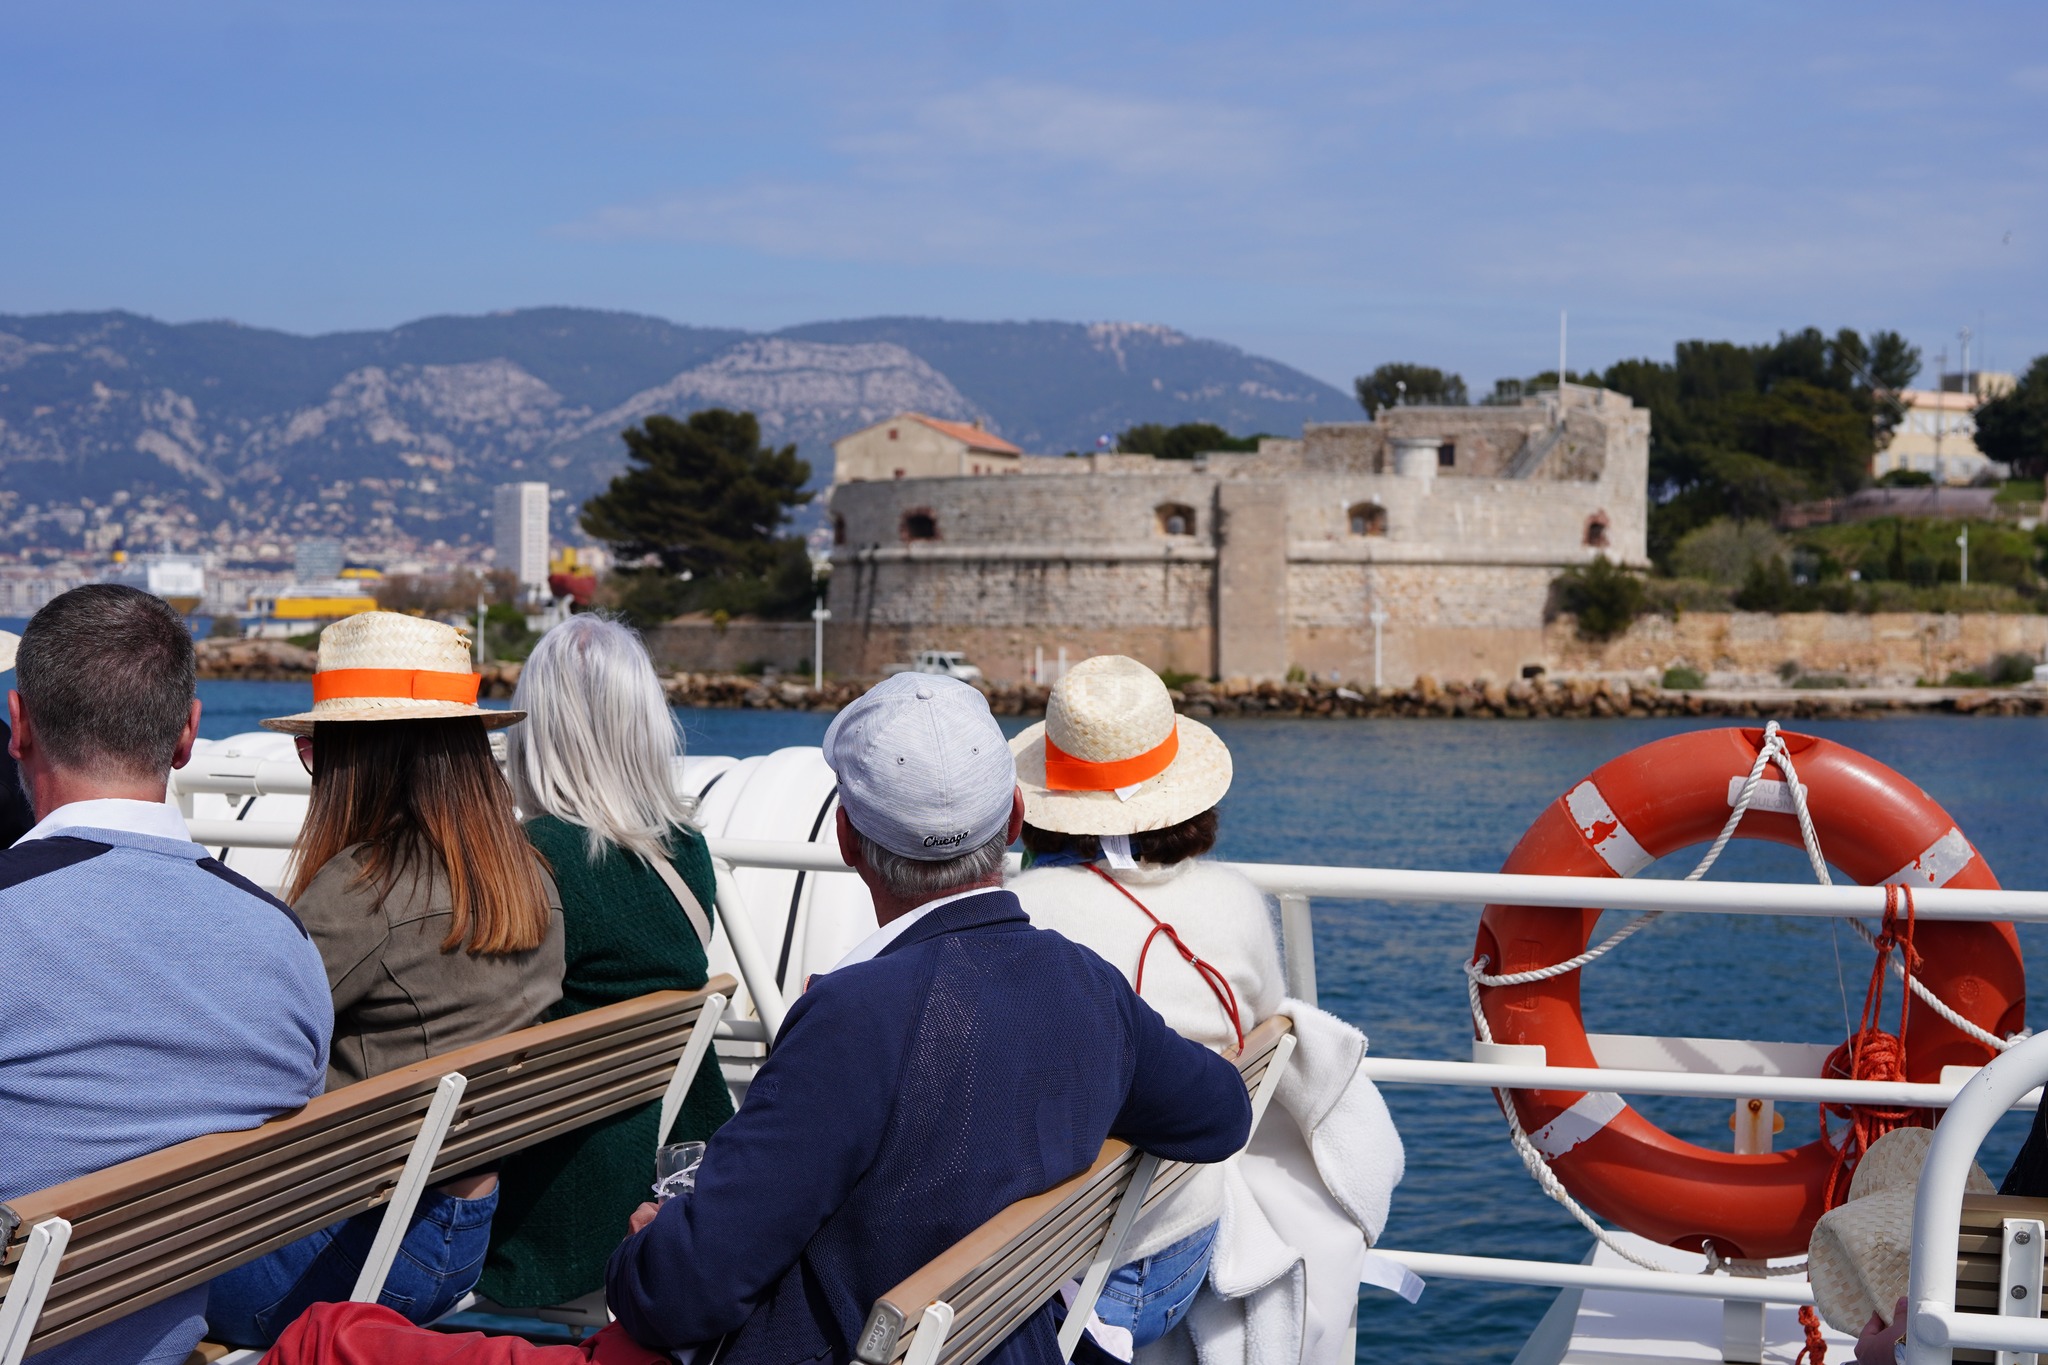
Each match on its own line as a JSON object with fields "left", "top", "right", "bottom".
{"left": 1277, "top": 894, "right": 1318, "bottom": 1004}
{"left": 712, "top": 863, "right": 789, "bottom": 1044}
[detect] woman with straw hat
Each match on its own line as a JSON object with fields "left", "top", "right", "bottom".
{"left": 477, "top": 613, "right": 735, "bottom": 1310}
{"left": 206, "top": 611, "right": 565, "bottom": 1349}
{"left": 1009, "top": 654, "right": 1285, "bottom": 1349}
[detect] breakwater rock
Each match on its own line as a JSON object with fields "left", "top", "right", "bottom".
{"left": 656, "top": 670, "right": 2048, "bottom": 718}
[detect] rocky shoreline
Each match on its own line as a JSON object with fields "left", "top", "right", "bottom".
{"left": 649, "top": 671, "right": 2048, "bottom": 719}
{"left": 194, "top": 641, "right": 2048, "bottom": 719}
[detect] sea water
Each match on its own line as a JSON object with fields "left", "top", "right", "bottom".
{"left": 192, "top": 684, "right": 2048, "bottom": 1361}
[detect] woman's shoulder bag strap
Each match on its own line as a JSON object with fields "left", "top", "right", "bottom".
{"left": 649, "top": 851, "right": 715, "bottom": 948}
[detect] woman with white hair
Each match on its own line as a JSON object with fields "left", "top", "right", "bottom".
{"left": 475, "top": 614, "right": 736, "bottom": 1310}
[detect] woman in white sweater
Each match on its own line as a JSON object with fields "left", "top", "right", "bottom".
{"left": 1008, "top": 654, "right": 1284, "bottom": 1350}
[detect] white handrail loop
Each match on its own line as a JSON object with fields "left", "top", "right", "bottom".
{"left": 1906, "top": 1030, "right": 2048, "bottom": 1364}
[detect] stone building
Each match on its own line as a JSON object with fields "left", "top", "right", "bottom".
{"left": 832, "top": 413, "right": 1024, "bottom": 482}
{"left": 825, "top": 385, "right": 1648, "bottom": 685}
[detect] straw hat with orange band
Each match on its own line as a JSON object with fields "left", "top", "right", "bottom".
{"left": 1010, "top": 654, "right": 1231, "bottom": 835}
{"left": 261, "top": 611, "right": 521, "bottom": 735}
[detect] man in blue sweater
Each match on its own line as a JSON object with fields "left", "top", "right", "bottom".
{"left": 603, "top": 674, "right": 1252, "bottom": 1364}
{"left": 265, "top": 672, "right": 1250, "bottom": 1365}
{"left": 0, "top": 586, "right": 332, "bottom": 1365}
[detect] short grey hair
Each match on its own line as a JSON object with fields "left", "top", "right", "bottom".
{"left": 854, "top": 828, "right": 1008, "bottom": 903}
{"left": 16, "top": 584, "right": 195, "bottom": 780}
{"left": 507, "top": 614, "right": 695, "bottom": 867}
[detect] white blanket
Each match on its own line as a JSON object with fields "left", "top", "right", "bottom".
{"left": 1137, "top": 999, "right": 1406, "bottom": 1365}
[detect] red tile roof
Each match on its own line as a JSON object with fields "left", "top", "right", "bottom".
{"left": 908, "top": 414, "right": 1023, "bottom": 455}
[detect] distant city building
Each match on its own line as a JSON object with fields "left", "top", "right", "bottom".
{"left": 0, "top": 561, "right": 93, "bottom": 617}
{"left": 247, "top": 581, "right": 381, "bottom": 622}
{"left": 294, "top": 538, "right": 345, "bottom": 583}
{"left": 102, "top": 553, "right": 207, "bottom": 614}
{"left": 833, "top": 414, "right": 1023, "bottom": 483}
{"left": 494, "top": 482, "right": 551, "bottom": 597}
{"left": 1874, "top": 371, "right": 2016, "bottom": 486}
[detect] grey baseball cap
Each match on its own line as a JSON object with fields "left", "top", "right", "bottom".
{"left": 823, "top": 673, "right": 1017, "bottom": 860}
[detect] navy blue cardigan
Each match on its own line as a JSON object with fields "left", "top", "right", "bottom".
{"left": 606, "top": 889, "right": 1252, "bottom": 1365}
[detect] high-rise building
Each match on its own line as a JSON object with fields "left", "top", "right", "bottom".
{"left": 494, "top": 482, "right": 551, "bottom": 598}
{"left": 294, "top": 538, "right": 344, "bottom": 583}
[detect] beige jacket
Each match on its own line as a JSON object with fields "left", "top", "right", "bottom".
{"left": 295, "top": 843, "right": 566, "bottom": 1091}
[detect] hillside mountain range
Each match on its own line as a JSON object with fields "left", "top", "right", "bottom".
{"left": 0, "top": 308, "right": 1353, "bottom": 553}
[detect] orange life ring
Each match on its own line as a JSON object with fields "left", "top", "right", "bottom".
{"left": 1472, "top": 726, "right": 2024, "bottom": 1260}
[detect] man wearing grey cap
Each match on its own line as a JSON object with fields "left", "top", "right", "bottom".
{"left": 606, "top": 673, "right": 1253, "bottom": 1365}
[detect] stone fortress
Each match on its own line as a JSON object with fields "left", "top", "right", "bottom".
{"left": 824, "top": 385, "right": 1649, "bottom": 686}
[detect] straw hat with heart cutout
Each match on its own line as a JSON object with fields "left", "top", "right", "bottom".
{"left": 1010, "top": 654, "right": 1231, "bottom": 836}
{"left": 262, "top": 611, "right": 519, "bottom": 735}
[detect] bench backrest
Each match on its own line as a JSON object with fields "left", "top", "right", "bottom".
{"left": 0, "top": 977, "right": 733, "bottom": 1360}
{"left": 857, "top": 1014, "right": 1295, "bottom": 1365}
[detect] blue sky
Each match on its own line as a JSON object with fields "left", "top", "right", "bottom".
{"left": 5, "top": 1, "right": 2044, "bottom": 392}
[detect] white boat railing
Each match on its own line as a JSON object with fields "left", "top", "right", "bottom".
{"left": 173, "top": 800, "right": 2046, "bottom": 1336}
{"left": 1906, "top": 1032, "right": 2048, "bottom": 1363}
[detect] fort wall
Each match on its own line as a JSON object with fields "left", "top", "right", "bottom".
{"left": 824, "top": 388, "right": 1649, "bottom": 684}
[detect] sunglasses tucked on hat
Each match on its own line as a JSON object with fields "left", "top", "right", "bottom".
{"left": 823, "top": 673, "right": 1017, "bottom": 861}
{"left": 1010, "top": 655, "right": 1230, "bottom": 836}
{"left": 262, "top": 611, "right": 522, "bottom": 736}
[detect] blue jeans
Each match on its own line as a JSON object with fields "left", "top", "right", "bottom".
{"left": 1093, "top": 1220, "right": 1218, "bottom": 1349}
{"left": 205, "top": 1185, "right": 499, "bottom": 1348}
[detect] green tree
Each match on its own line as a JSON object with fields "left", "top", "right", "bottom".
{"left": 1601, "top": 326, "right": 1910, "bottom": 569}
{"left": 1118, "top": 422, "right": 1262, "bottom": 459}
{"left": 1975, "top": 356, "right": 2048, "bottom": 480}
{"left": 582, "top": 410, "right": 814, "bottom": 628}
{"left": 1669, "top": 518, "right": 1788, "bottom": 585}
{"left": 1553, "top": 556, "right": 1646, "bottom": 640}
{"left": 582, "top": 410, "right": 812, "bottom": 580}
{"left": 1354, "top": 363, "right": 1469, "bottom": 413}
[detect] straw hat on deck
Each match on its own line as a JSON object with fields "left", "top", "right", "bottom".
{"left": 1010, "top": 655, "right": 1230, "bottom": 836}
{"left": 261, "top": 611, "right": 519, "bottom": 735}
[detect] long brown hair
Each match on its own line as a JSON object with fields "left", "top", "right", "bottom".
{"left": 287, "top": 717, "right": 553, "bottom": 955}
{"left": 1021, "top": 808, "right": 1220, "bottom": 867}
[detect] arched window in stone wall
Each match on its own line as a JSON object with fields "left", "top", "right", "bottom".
{"left": 832, "top": 514, "right": 847, "bottom": 546}
{"left": 1156, "top": 502, "right": 1197, "bottom": 537}
{"left": 1347, "top": 501, "right": 1388, "bottom": 537}
{"left": 1583, "top": 512, "right": 1610, "bottom": 549}
{"left": 902, "top": 508, "right": 939, "bottom": 541}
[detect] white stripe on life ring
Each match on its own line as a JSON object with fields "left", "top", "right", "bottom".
{"left": 1563, "top": 780, "right": 1653, "bottom": 877}
{"left": 1883, "top": 826, "right": 1975, "bottom": 889}
{"left": 1528, "top": 1090, "right": 1626, "bottom": 1159}
{"left": 1725, "top": 776, "right": 1806, "bottom": 815}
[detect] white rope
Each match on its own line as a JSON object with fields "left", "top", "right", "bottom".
{"left": 1842, "top": 916, "right": 2032, "bottom": 1052}
{"left": 1702, "top": 1241, "right": 1810, "bottom": 1278}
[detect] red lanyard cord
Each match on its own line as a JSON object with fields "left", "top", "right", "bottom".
{"left": 1086, "top": 863, "right": 1246, "bottom": 1052}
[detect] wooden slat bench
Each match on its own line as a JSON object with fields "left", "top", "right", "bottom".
{"left": 1952, "top": 1191, "right": 2048, "bottom": 1364}
{"left": 0, "top": 977, "right": 734, "bottom": 1365}
{"left": 856, "top": 1015, "right": 1296, "bottom": 1365}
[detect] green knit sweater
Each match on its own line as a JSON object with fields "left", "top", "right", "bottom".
{"left": 478, "top": 815, "right": 737, "bottom": 1308}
